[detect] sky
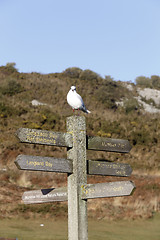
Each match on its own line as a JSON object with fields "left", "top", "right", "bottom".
{"left": 0, "top": 0, "right": 160, "bottom": 82}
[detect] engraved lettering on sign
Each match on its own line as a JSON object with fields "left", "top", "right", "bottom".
{"left": 24, "top": 191, "right": 67, "bottom": 200}
{"left": 112, "top": 186, "right": 123, "bottom": 192}
{"left": 81, "top": 185, "right": 88, "bottom": 195}
{"left": 45, "top": 161, "right": 53, "bottom": 168}
{"left": 27, "top": 160, "right": 44, "bottom": 167}
{"left": 27, "top": 160, "right": 53, "bottom": 168}
{"left": 26, "top": 131, "right": 58, "bottom": 144}
{"left": 102, "top": 142, "right": 116, "bottom": 148}
{"left": 101, "top": 141, "right": 126, "bottom": 149}
{"left": 116, "top": 170, "right": 126, "bottom": 175}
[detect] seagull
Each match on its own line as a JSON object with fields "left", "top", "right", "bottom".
{"left": 67, "top": 86, "right": 91, "bottom": 114}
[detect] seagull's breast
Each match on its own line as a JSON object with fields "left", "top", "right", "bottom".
{"left": 67, "top": 91, "right": 83, "bottom": 109}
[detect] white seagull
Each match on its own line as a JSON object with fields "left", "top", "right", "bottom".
{"left": 67, "top": 86, "right": 91, "bottom": 114}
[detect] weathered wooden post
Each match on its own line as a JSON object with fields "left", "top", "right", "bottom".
{"left": 15, "top": 115, "right": 135, "bottom": 240}
{"left": 67, "top": 116, "right": 88, "bottom": 240}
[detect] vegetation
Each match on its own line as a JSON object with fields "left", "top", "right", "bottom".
{"left": 0, "top": 214, "right": 160, "bottom": 240}
{"left": 0, "top": 63, "right": 159, "bottom": 169}
{"left": 123, "top": 98, "right": 140, "bottom": 113}
{"left": 0, "top": 63, "right": 159, "bottom": 224}
{"left": 0, "top": 79, "right": 24, "bottom": 96}
{"left": 135, "top": 75, "right": 160, "bottom": 89}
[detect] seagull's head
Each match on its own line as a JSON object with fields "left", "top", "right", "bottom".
{"left": 71, "top": 86, "right": 76, "bottom": 92}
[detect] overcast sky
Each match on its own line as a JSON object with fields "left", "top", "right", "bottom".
{"left": 0, "top": 0, "right": 160, "bottom": 82}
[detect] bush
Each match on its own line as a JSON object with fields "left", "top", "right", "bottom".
{"left": 104, "top": 75, "right": 114, "bottom": 82}
{"left": 63, "top": 67, "right": 83, "bottom": 78}
{"left": 0, "top": 102, "right": 13, "bottom": 116}
{"left": 95, "top": 80, "right": 127, "bottom": 109}
{"left": 131, "top": 129, "right": 151, "bottom": 145}
{"left": 1, "top": 79, "right": 23, "bottom": 96}
{"left": 151, "top": 75, "right": 160, "bottom": 89}
{"left": 40, "top": 109, "right": 61, "bottom": 129}
{"left": 95, "top": 86, "right": 117, "bottom": 108}
{"left": 79, "top": 69, "right": 102, "bottom": 81}
{"left": 135, "top": 76, "right": 152, "bottom": 88}
{"left": 124, "top": 98, "right": 140, "bottom": 113}
{"left": 100, "top": 120, "right": 123, "bottom": 137}
{"left": 5, "top": 62, "right": 18, "bottom": 73}
{"left": 136, "top": 75, "right": 160, "bottom": 89}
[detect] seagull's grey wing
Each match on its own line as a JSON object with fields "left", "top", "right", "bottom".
{"left": 75, "top": 92, "right": 91, "bottom": 114}
{"left": 76, "top": 93, "right": 88, "bottom": 113}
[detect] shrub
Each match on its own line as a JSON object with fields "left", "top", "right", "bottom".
{"left": 100, "top": 120, "right": 123, "bottom": 137}
{"left": 95, "top": 80, "right": 127, "bottom": 109}
{"left": 131, "top": 129, "right": 151, "bottom": 145}
{"left": 95, "top": 86, "right": 117, "bottom": 108}
{"left": 0, "top": 102, "right": 13, "bottom": 116}
{"left": 40, "top": 109, "right": 61, "bottom": 129}
{"left": 104, "top": 75, "right": 114, "bottom": 82}
{"left": 151, "top": 75, "right": 160, "bottom": 89}
{"left": 135, "top": 76, "right": 152, "bottom": 88}
{"left": 79, "top": 69, "right": 102, "bottom": 81}
{"left": 135, "top": 75, "right": 160, "bottom": 89}
{"left": 1, "top": 79, "right": 23, "bottom": 96}
{"left": 5, "top": 62, "right": 18, "bottom": 72}
{"left": 63, "top": 67, "right": 83, "bottom": 78}
{"left": 124, "top": 98, "right": 140, "bottom": 113}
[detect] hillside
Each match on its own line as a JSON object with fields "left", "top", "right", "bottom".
{"left": 0, "top": 64, "right": 160, "bottom": 220}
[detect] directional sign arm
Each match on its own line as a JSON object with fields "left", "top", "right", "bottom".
{"left": 87, "top": 160, "right": 132, "bottom": 177}
{"left": 15, "top": 155, "right": 73, "bottom": 173}
{"left": 87, "top": 136, "right": 132, "bottom": 153}
{"left": 16, "top": 128, "right": 73, "bottom": 147}
{"left": 22, "top": 187, "right": 68, "bottom": 204}
{"left": 81, "top": 181, "right": 135, "bottom": 199}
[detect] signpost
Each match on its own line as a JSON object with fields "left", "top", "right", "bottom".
{"left": 16, "top": 128, "right": 73, "bottom": 147}
{"left": 15, "top": 116, "right": 135, "bottom": 240}
{"left": 22, "top": 181, "right": 135, "bottom": 204}
{"left": 81, "top": 181, "right": 135, "bottom": 199}
{"left": 15, "top": 156, "right": 132, "bottom": 176}
{"left": 87, "top": 160, "right": 132, "bottom": 176}
{"left": 22, "top": 187, "right": 68, "bottom": 204}
{"left": 87, "top": 135, "right": 132, "bottom": 153}
{"left": 15, "top": 155, "right": 73, "bottom": 173}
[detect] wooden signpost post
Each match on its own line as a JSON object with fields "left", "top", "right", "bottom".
{"left": 15, "top": 116, "right": 135, "bottom": 240}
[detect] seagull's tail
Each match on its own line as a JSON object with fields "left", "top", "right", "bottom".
{"left": 81, "top": 105, "right": 91, "bottom": 114}
{"left": 86, "top": 109, "right": 91, "bottom": 114}
{"left": 83, "top": 108, "right": 91, "bottom": 114}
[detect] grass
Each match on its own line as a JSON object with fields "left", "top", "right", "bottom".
{"left": 0, "top": 218, "right": 67, "bottom": 240}
{"left": 0, "top": 214, "right": 160, "bottom": 240}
